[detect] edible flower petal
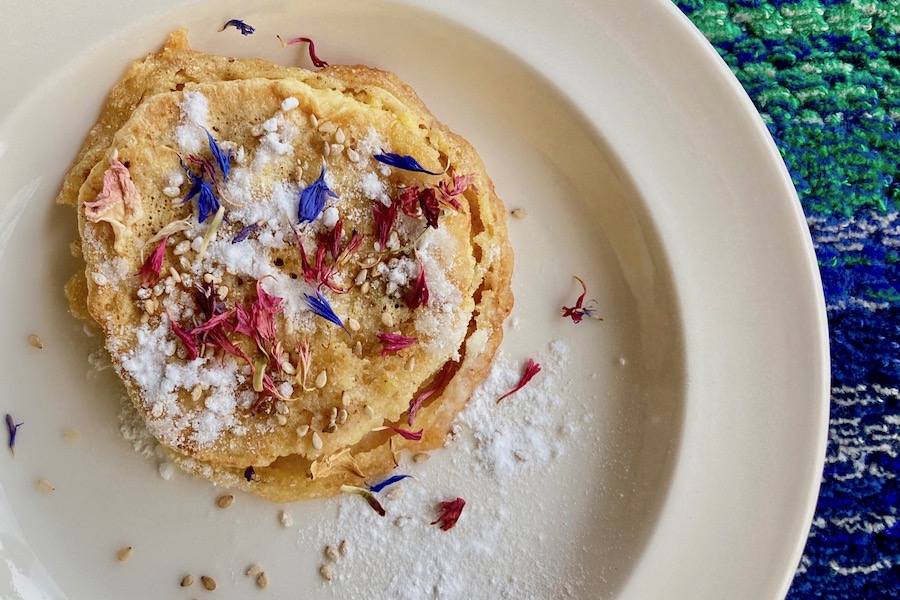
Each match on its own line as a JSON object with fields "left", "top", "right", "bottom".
{"left": 165, "top": 310, "right": 198, "bottom": 361}
{"left": 221, "top": 19, "right": 255, "bottom": 35}
{"left": 304, "top": 291, "right": 348, "bottom": 332}
{"left": 561, "top": 276, "right": 603, "bottom": 323}
{"left": 250, "top": 279, "right": 284, "bottom": 345}
{"left": 298, "top": 165, "right": 338, "bottom": 223}
{"left": 374, "top": 152, "right": 445, "bottom": 176}
{"left": 138, "top": 236, "right": 168, "bottom": 286}
{"left": 373, "top": 200, "right": 398, "bottom": 250}
{"left": 437, "top": 174, "right": 473, "bottom": 210}
{"left": 5, "top": 414, "right": 22, "bottom": 457}
{"left": 376, "top": 332, "right": 418, "bottom": 357}
{"left": 232, "top": 222, "right": 259, "bottom": 243}
{"left": 396, "top": 187, "right": 421, "bottom": 217}
{"left": 339, "top": 485, "right": 386, "bottom": 516}
{"left": 418, "top": 188, "right": 440, "bottom": 229}
{"left": 205, "top": 129, "right": 231, "bottom": 180}
{"left": 368, "top": 474, "right": 412, "bottom": 494}
{"left": 405, "top": 260, "right": 429, "bottom": 309}
{"left": 277, "top": 35, "right": 330, "bottom": 68}
{"left": 244, "top": 466, "right": 258, "bottom": 482}
{"left": 497, "top": 359, "right": 541, "bottom": 403}
{"left": 374, "top": 425, "right": 423, "bottom": 441}
{"left": 83, "top": 156, "right": 145, "bottom": 254}
{"left": 407, "top": 388, "right": 436, "bottom": 426}
{"left": 432, "top": 497, "right": 466, "bottom": 531}
{"left": 183, "top": 170, "right": 220, "bottom": 224}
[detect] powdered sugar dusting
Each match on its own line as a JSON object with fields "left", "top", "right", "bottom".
{"left": 174, "top": 91, "right": 209, "bottom": 155}
{"left": 297, "top": 340, "right": 588, "bottom": 598}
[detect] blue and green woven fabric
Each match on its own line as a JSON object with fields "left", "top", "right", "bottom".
{"left": 674, "top": 1, "right": 899, "bottom": 597}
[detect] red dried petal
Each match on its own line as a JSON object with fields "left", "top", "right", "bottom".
{"left": 376, "top": 332, "right": 418, "bottom": 358}
{"left": 328, "top": 218, "right": 343, "bottom": 261}
{"left": 138, "top": 236, "right": 168, "bottom": 286}
{"left": 497, "top": 359, "right": 541, "bottom": 403}
{"left": 165, "top": 310, "right": 198, "bottom": 361}
{"left": 372, "top": 201, "right": 398, "bottom": 250}
{"left": 418, "top": 188, "right": 440, "bottom": 229}
{"left": 396, "top": 187, "right": 420, "bottom": 217}
{"left": 405, "top": 260, "right": 429, "bottom": 309}
{"left": 378, "top": 425, "right": 423, "bottom": 441}
{"left": 431, "top": 497, "right": 466, "bottom": 531}
{"left": 561, "top": 276, "right": 602, "bottom": 323}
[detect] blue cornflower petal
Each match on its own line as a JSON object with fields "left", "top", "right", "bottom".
{"left": 196, "top": 182, "right": 220, "bottom": 224}
{"left": 367, "top": 474, "right": 412, "bottom": 494}
{"left": 221, "top": 19, "right": 255, "bottom": 35}
{"left": 374, "top": 152, "right": 444, "bottom": 176}
{"left": 205, "top": 129, "right": 231, "bottom": 180}
{"left": 304, "top": 291, "right": 347, "bottom": 331}
{"left": 298, "top": 165, "right": 338, "bottom": 223}
{"left": 232, "top": 223, "right": 259, "bottom": 244}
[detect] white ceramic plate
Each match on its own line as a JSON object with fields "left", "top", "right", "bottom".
{"left": 0, "top": 0, "right": 829, "bottom": 598}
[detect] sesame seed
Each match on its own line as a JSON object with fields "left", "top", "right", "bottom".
{"left": 329, "top": 407, "right": 338, "bottom": 420}
{"left": 310, "top": 114, "right": 319, "bottom": 127}
{"left": 323, "top": 141, "right": 331, "bottom": 156}
{"left": 315, "top": 370, "right": 328, "bottom": 389}
{"left": 381, "top": 312, "right": 394, "bottom": 327}
{"left": 256, "top": 572, "right": 269, "bottom": 589}
{"left": 311, "top": 431, "right": 323, "bottom": 450}
{"left": 511, "top": 208, "right": 529, "bottom": 219}
{"left": 361, "top": 281, "right": 370, "bottom": 295}
{"left": 279, "top": 510, "right": 294, "bottom": 527}
{"left": 181, "top": 575, "right": 194, "bottom": 587}
{"left": 200, "top": 576, "right": 216, "bottom": 590}
{"left": 347, "top": 148, "right": 360, "bottom": 162}
{"left": 325, "top": 545, "right": 340, "bottom": 562}
{"left": 338, "top": 409, "right": 348, "bottom": 424}
{"left": 281, "top": 361, "right": 296, "bottom": 375}
{"left": 413, "top": 453, "right": 430, "bottom": 464}
{"left": 296, "top": 424, "right": 310, "bottom": 437}
{"left": 191, "top": 385, "right": 203, "bottom": 401}
{"left": 216, "top": 495, "right": 234, "bottom": 509}
{"left": 217, "top": 286, "right": 229, "bottom": 300}
{"left": 335, "top": 128, "right": 345, "bottom": 144}
{"left": 347, "top": 318, "right": 361, "bottom": 332}
{"left": 246, "top": 563, "right": 263, "bottom": 577}
{"left": 36, "top": 478, "right": 55, "bottom": 492}
{"left": 27, "top": 334, "right": 43, "bottom": 349}
{"left": 354, "top": 269, "right": 368, "bottom": 285}
{"left": 364, "top": 405, "right": 375, "bottom": 417}
{"left": 319, "top": 565, "right": 333, "bottom": 581}
{"left": 202, "top": 273, "right": 213, "bottom": 284}
{"left": 276, "top": 414, "right": 288, "bottom": 426}
{"left": 168, "top": 267, "right": 181, "bottom": 283}
{"left": 406, "top": 357, "right": 416, "bottom": 372}
{"left": 341, "top": 391, "right": 351, "bottom": 407}
{"left": 116, "top": 546, "right": 133, "bottom": 562}
{"left": 140, "top": 313, "right": 150, "bottom": 325}
{"left": 318, "top": 121, "right": 336, "bottom": 134}
{"left": 62, "top": 428, "right": 81, "bottom": 442}
{"left": 339, "top": 540, "right": 348, "bottom": 555}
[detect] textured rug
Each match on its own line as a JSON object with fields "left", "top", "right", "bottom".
{"left": 673, "top": 1, "right": 899, "bottom": 597}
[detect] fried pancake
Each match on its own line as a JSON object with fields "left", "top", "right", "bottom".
{"left": 62, "top": 31, "right": 512, "bottom": 501}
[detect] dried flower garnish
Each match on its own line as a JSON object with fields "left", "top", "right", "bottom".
{"left": 432, "top": 497, "right": 466, "bottom": 531}
{"left": 166, "top": 310, "right": 198, "bottom": 361}
{"left": 406, "top": 260, "right": 429, "bottom": 309}
{"left": 437, "top": 174, "right": 473, "bottom": 210}
{"left": 138, "top": 236, "right": 167, "bottom": 286}
{"left": 372, "top": 201, "right": 398, "bottom": 250}
{"left": 221, "top": 19, "right": 255, "bottom": 35}
{"left": 418, "top": 188, "right": 441, "bottom": 228}
{"left": 309, "top": 448, "right": 365, "bottom": 480}
{"left": 374, "top": 152, "right": 445, "bottom": 176}
{"left": 304, "top": 291, "right": 348, "bottom": 332}
{"left": 339, "top": 485, "right": 386, "bottom": 516}
{"left": 561, "top": 276, "right": 603, "bottom": 323}
{"left": 205, "top": 129, "right": 231, "bottom": 180}
{"left": 277, "top": 35, "right": 330, "bottom": 68}
{"left": 83, "top": 155, "right": 145, "bottom": 254}
{"left": 295, "top": 340, "right": 314, "bottom": 391}
{"left": 197, "top": 205, "right": 226, "bottom": 257}
{"left": 5, "top": 414, "right": 22, "bottom": 457}
{"left": 373, "top": 425, "right": 423, "bottom": 441}
{"left": 146, "top": 219, "right": 192, "bottom": 246}
{"left": 232, "top": 222, "right": 259, "bottom": 243}
{"left": 298, "top": 165, "right": 338, "bottom": 223}
{"left": 376, "top": 332, "right": 418, "bottom": 357}
{"left": 183, "top": 168, "right": 220, "bottom": 224}
{"left": 368, "top": 474, "right": 412, "bottom": 494}
{"left": 497, "top": 359, "right": 541, "bottom": 403}
{"left": 407, "top": 368, "right": 452, "bottom": 425}
{"left": 244, "top": 466, "right": 258, "bottom": 482}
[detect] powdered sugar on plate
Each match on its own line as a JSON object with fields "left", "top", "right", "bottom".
{"left": 297, "top": 339, "right": 590, "bottom": 599}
